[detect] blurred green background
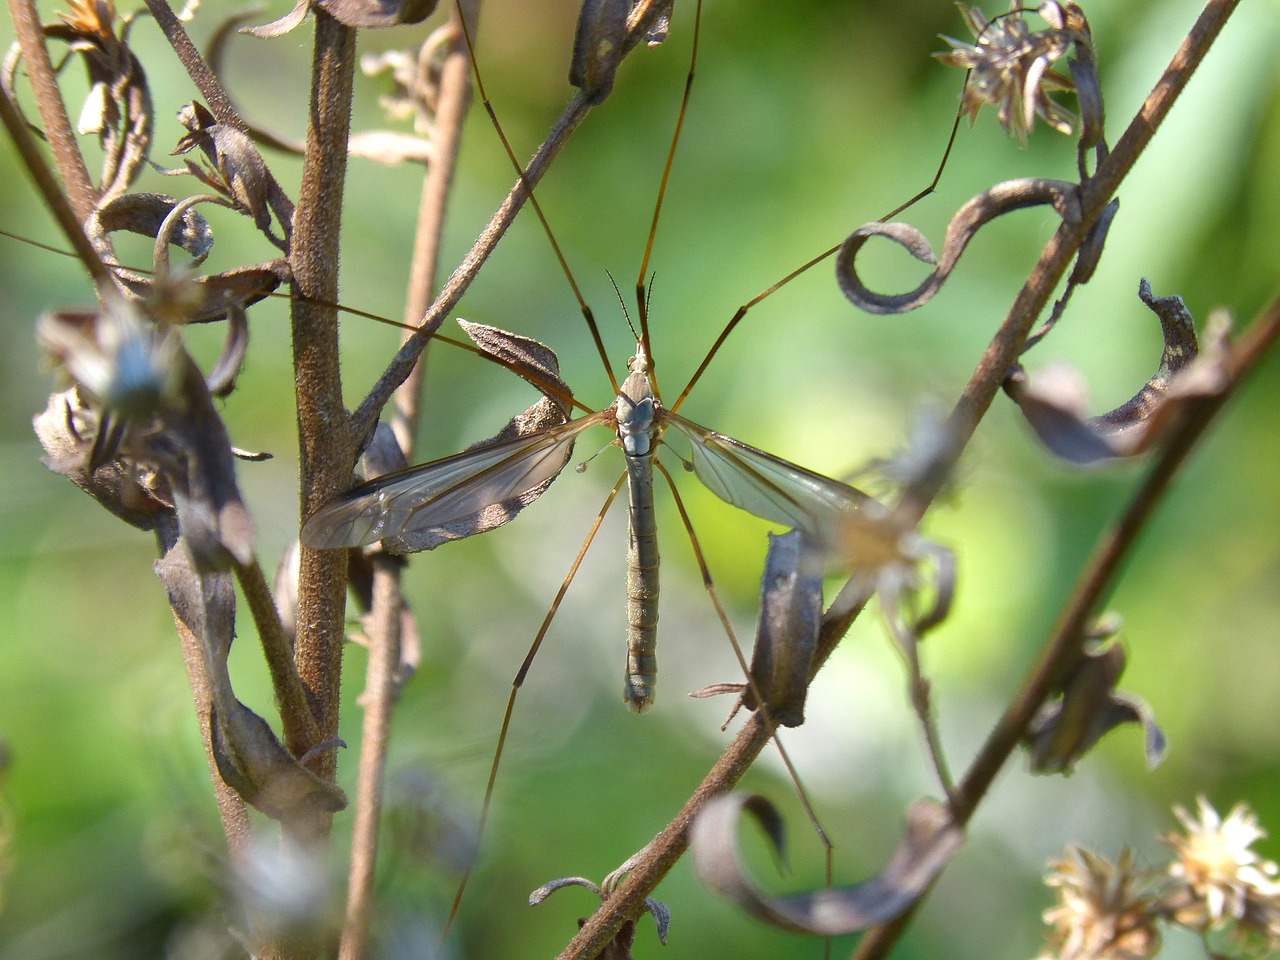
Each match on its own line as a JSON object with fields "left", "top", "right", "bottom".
{"left": 1, "top": 0, "right": 1279, "bottom": 957}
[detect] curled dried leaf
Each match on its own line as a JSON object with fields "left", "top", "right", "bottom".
{"left": 836, "top": 178, "right": 1081, "bottom": 314}
{"left": 529, "top": 873, "right": 670, "bottom": 958}
{"left": 691, "top": 794, "right": 963, "bottom": 934}
{"left": 1026, "top": 629, "right": 1167, "bottom": 775}
{"left": 740, "top": 530, "right": 824, "bottom": 728}
{"left": 1004, "top": 279, "right": 1212, "bottom": 465}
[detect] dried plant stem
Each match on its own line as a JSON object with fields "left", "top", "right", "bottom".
{"left": 340, "top": 5, "right": 479, "bottom": 958}
{"left": 288, "top": 8, "right": 357, "bottom": 853}
{"left": 392, "top": 1, "right": 477, "bottom": 452}
{"left": 7, "top": 0, "right": 97, "bottom": 221}
{"left": 338, "top": 555, "right": 405, "bottom": 960}
{"left": 140, "top": 0, "right": 246, "bottom": 132}
{"left": 235, "top": 558, "right": 320, "bottom": 753}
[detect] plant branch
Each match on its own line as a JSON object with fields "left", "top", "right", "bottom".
{"left": 288, "top": 8, "right": 357, "bottom": 850}
{"left": 7, "top": 0, "right": 97, "bottom": 221}
{"left": 140, "top": 0, "right": 248, "bottom": 132}
{"left": 340, "top": 5, "right": 479, "bottom": 958}
{"left": 235, "top": 558, "right": 321, "bottom": 753}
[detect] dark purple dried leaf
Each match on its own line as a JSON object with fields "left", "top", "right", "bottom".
{"left": 90, "top": 192, "right": 215, "bottom": 263}
{"left": 571, "top": 0, "right": 630, "bottom": 104}
{"left": 1026, "top": 638, "right": 1166, "bottom": 774}
{"left": 205, "top": 301, "right": 249, "bottom": 397}
{"left": 319, "top": 0, "right": 439, "bottom": 27}
{"left": 457, "top": 319, "right": 573, "bottom": 414}
{"left": 836, "top": 178, "right": 1081, "bottom": 314}
{"left": 1005, "top": 279, "right": 1211, "bottom": 465}
{"left": 740, "top": 530, "right": 824, "bottom": 728}
{"left": 691, "top": 794, "right": 963, "bottom": 934}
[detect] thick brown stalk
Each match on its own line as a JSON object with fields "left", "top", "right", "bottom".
{"left": 289, "top": 8, "right": 357, "bottom": 843}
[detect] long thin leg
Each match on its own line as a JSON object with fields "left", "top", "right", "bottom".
{"left": 442, "top": 471, "right": 627, "bottom": 939}
{"left": 653, "top": 459, "right": 834, "bottom": 878}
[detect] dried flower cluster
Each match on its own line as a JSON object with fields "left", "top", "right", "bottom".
{"left": 936, "top": 1, "right": 1088, "bottom": 143}
{"left": 1038, "top": 799, "right": 1280, "bottom": 960}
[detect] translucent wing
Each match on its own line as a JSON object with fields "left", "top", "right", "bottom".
{"left": 302, "top": 412, "right": 611, "bottom": 549}
{"left": 661, "top": 411, "right": 869, "bottom": 540}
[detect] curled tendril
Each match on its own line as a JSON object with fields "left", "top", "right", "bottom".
{"left": 836, "top": 178, "right": 1081, "bottom": 315}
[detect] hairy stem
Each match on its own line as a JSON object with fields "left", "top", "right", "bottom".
{"left": 7, "top": 0, "right": 97, "bottom": 221}
{"left": 288, "top": 8, "right": 357, "bottom": 853}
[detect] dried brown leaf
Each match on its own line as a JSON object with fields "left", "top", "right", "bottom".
{"left": 739, "top": 530, "right": 824, "bottom": 728}
{"left": 1005, "top": 279, "right": 1213, "bottom": 465}
{"left": 691, "top": 795, "right": 963, "bottom": 934}
{"left": 836, "top": 178, "right": 1081, "bottom": 314}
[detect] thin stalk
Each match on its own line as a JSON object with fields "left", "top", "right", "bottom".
{"left": 7, "top": 0, "right": 97, "bottom": 221}
{"left": 340, "top": 3, "right": 479, "bottom": 957}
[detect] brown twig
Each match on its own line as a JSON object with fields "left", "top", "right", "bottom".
{"left": 6, "top": 0, "right": 97, "bottom": 222}
{"left": 235, "top": 558, "right": 321, "bottom": 753}
{"left": 140, "top": 0, "right": 248, "bottom": 133}
{"left": 339, "top": 5, "right": 479, "bottom": 958}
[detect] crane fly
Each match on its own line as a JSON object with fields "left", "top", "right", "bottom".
{"left": 301, "top": 0, "right": 885, "bottom": 714}
{"left": 301, "top": 332, "right": 871, "bottom": 711}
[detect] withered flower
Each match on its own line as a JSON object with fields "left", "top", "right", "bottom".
{"left": 57, "top": 0, "right": 117, "bottom": 40}
{"left": 38, "top": 293, "right": 183, "bottom": 422}
{"left": 936, "top": 2, "right": 1078, "bottom": 143}
{"left": 1163, "top": 797, "right": 1280, "bottom": 944}
{"left": 1042, "top": 846, "right": 1162, "bottom": 960}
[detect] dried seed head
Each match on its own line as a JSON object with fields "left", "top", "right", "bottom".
{"left": 1163, "top": 798, "right": 1280, "bottom": 943}
{"left": 1042, "top": 846, "right": 1162, "bottom": 960}
{"left": 936, "top": 2, "right": 1080, "bottom": 143}
{"left": 57, "top": 0, "right": 117, "bottom": 40}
